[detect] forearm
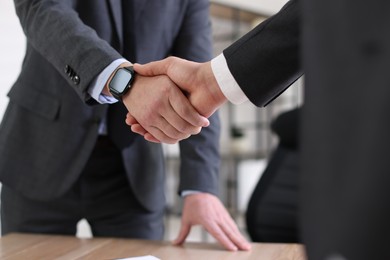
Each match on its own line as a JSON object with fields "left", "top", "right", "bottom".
{"left": 223, "top": 0, "right": 302, "bottom": 107}
{"left": 15, "top": 0, "right": 121, "bottom": 101}
{"left": 178, "top": 112, "right": 221, "bottom": 195}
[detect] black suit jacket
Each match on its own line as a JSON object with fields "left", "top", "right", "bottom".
{"left": 224, "top": 0, "right": 390, "bottom": 259}
{"left": 0, "top": 0, "right": 220, "bottom": 213}
{"left": 224, "top": 0, "right": 302, "bottom": 107}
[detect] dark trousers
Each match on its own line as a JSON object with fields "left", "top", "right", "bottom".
{"left": 1, "top": 136, "right": 164, "bottom": 239}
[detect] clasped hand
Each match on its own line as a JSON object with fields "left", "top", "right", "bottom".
{"left": 124, "top": 57, "right": 227, "bottom": 143}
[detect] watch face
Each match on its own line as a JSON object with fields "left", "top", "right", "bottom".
{"left": 110, "top": 68, "right": 133, "bottom": 93}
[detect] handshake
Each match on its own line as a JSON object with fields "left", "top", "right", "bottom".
{"left": 122, "top": 57, "right": 227, "bottom": 144}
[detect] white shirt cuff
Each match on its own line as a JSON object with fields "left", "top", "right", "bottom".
{"left": 181, "top": 190, "right": 202, "bottom": 197}
{"left": 88, "top": 58, "right": 130, "bottom": 104}
{"left": 211, "top": 54, "right": 248, "bottom": 104}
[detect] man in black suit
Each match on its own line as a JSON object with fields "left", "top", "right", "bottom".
{"left": 129, "top": 0, "right": 390, "bottom": 258}
{"left": 0, "top": 0, "right": 250, "bottom": 251}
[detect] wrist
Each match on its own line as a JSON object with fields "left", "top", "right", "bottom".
{"left": 107, "top": 62, "right": 135, "bottom": 101}
{"left": 122, "top": 72, "right": 143, "bottom": 101}
{"left": 200, "top": 62, "right": 227, "bottom": 109}
{"left": 104, "top": 61, "right": 133, "bottom": 96}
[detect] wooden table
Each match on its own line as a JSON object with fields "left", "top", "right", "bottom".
{"left": 0, "top": 233, "right": 306, "bottom": 260}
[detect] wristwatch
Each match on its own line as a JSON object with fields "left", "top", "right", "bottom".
{"left": 108, "top": 66, "right": 136, "bottom": 100}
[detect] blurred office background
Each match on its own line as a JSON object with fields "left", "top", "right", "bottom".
{"left": 0, "top": 0, "right": 302, "bottom": 241}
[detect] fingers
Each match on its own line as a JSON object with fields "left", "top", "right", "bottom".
{"left": 125, "top": 113, "right": 137, "bottom": 124}
{"left": 128, "top": 114, "right": 197, "bottom": 144}
{"left": 131, "top": 121, "right": 188, "bottom": 144}
{"left": 145, "top": 78, "right": 209, "bottom": 139}
{"left": 218, "top": 218, "right": 252, "bottom": 251}
{"left": 123, "top": 74, "right": 208, "bottom": 143}
{"left": 198, "top": 216, "right": 251, "bottom": 251}
{"left": 179, "top": 193, "right": 251, "bottom": 251}
{"left": 135, "top": 107, "right": 194, "bottom": 144}
{"left": 172, "top": 223, "right": 191, "bottom": 246}
{"left": 199, "top": 208, "right": 250, "bottom": 251}
{"left": 143, "top": 132, "right": 162, "bottom": 143}
{"left": 146, "top": 122, "right": 191, "bottom": 144}
{"left": 126, "top": 113, "right": 176, "bottom": 144}
{"left": 203, "top": 222, "right": 239, "bottom": 251}
{"left": 126, "top": 113, "right": 160, "bottom": 142}
{"left": 167, "top": 86, "right": 210, "bottom": 128}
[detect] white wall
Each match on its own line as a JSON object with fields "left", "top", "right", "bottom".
{"left": 0, "top": 1, "right": 25, "bottom": 121}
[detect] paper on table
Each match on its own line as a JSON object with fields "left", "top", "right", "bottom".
{"left": 116, "top": 256, "right": 160, "bottom": 260}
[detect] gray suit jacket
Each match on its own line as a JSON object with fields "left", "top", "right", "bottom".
{"left": 0, "top": 0, "right": 220, "bottom": 212}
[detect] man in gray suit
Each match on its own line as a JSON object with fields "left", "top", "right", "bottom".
{"left": 0, "top": 0, "right": 250, "bottom": 251}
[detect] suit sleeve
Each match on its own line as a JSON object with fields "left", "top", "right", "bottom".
{"left": 172, "top": 0, "right": 221, "bottom": 196}
{"left": 14, "top": 0, "right": 122, "bottom": 102}
{"left": 223, "top": 0, "right": 302, "bottom": 107}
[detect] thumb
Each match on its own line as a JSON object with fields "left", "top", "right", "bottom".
{"left": 133, "top": 59, "right": 169, "bottom": 77}
{"left": 172, "top": 223, "right": 191, "bottom": 245}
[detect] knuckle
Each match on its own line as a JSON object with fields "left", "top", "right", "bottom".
{"left": 166, "top": 56, "right": 175, "bottom": 63}
{"left": 177, "top": 123, "right": 194, "bottom": 134}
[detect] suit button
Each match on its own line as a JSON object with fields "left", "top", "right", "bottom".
{"left": 64, "top": 65, "right": 70, "bottom": 74}
{"left": 72, "top": 75, "right": 80, "bottom": 85}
